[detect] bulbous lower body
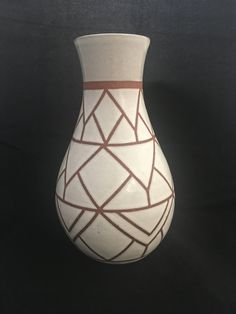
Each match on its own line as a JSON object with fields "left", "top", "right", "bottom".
{"left": 55, "top": 85, "right": 175, "bottom": 263}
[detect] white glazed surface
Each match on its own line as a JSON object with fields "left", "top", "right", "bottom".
{"left": 55, "top": 34, "right": 175, "bottom": 263}
{"left": 74, "top": 33, "right": 150, "bottom": 81}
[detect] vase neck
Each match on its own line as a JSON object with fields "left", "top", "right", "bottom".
{"left": 74, "top": 33, "right": 150, "bottom": 82}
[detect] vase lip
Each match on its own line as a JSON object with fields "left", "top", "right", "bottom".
{"left": 74, "top": 32, "right": 150, "bottom": 43}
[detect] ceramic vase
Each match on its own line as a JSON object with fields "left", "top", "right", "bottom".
{"left": 55, "top": 33, "right": 175, "bottom": 264}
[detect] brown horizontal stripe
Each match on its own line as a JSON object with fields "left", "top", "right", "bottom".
{"left": 83, "top": 81, "right": 143, "bottom": 90}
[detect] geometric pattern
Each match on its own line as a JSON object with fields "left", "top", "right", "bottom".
{"left": 55, "top": 81, "right": 175, "bottom": 264}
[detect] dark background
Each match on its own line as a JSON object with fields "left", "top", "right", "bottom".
{"left": 1, "top": 1, "right": 236, "bottom": 313}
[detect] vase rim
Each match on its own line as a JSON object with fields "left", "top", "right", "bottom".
{"left": 74, "top": 33, "right": 150, "bottom": 43}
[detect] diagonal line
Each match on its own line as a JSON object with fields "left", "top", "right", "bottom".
{"left": 82, "top": 96, "right": 85, "bottom": 125}
{"left": 147, "top": 197, "right": 174, "bottom": 246}
{"left": 55, "top": 193, "right": 97, "bottom": 212}
{"left": 73, "top": 213, "right": 98, "bottom": 241}
{"left": 68, "top": 210, "right": 85, "bottom": 232}
{"left": 118, "top": 213, "right": 150, "bottom": 235}
{"left": 56, "top": 196, "right": 69, "bottom": 232}
{"left": 105, "top": 147, "right": 147, "bottom": 191}
{"left": 74, "top": 110, "right": 83, "bottom": 130}
{"left": 147, "top": 138, "right": 156, "bottom": 206}
{"left": 148, "top": 199, "right": 170, "bottom": 235}
{"left": 77, "top": 173, "right": 100, "bottom": 209}
{"left": 106, "top": 90, "right": 135, "bottom": 130}
{"left": 101, "top": 213, "right": 146, "bottom": 246}
{"left": 160, "top": 229, "right": 164, "bottom": 240}
{"left": 147, "top": 139, "right": 156, "bottom": 189}
{"left": 84, "top": 89, "right": 107, "bottom": 125}
{"left": 65, "top": 145, "right": 103, "bottom": 189}
{"left": 100, "top": 174, "right": 132, "bottom": 209}
{"left": 148, "top": 201, "right": 171, "bottom": 240}
{"left": 78, "top": 234, "right": 106, "bottom": 260}
{"left": 80, "top": 118, "right": 85, "bottom": 140}
{"left": 104, "top": 194, "right": 174, "bottom": 213}
{"left": 106, "top": 114, "right": 123, "bottom": 143}
{"left": 154, "top": 167, "right": 174, "bottom": 193}
{"left": 93, "top": 114, "right": 106, "bottom": 142}
{"left": 118, "top": 197, "right": 172, "bottom": 237}
{"left": 57, "top": 169, "right": 65, "bottom": 184}
{"left": 141, "top": 246, "right": 148, "bottom": 258}
{"left": 138, "top": 112, "right": 153, "bottom": 137}
{"left": 108, "top": 240, "right": 134, "bottom": 261}
{"left": 63, "top": 144, "right": 71, "bottom": 199}
{"left": 134, "top": 89, "right": 141, "bottom": 141}
{"left": 80, "top": 97, "right": 86, "bottom": 140}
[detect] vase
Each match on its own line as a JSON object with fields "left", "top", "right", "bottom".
{"left": 55, "top": 33, "right": 175, "bottom": 264}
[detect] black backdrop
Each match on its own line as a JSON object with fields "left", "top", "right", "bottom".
{"left": 1, "top": 1, "right": 236, "bottom": 313}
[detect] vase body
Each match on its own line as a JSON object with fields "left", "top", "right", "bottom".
{"left": 55, "top": 33, "right": 175, "bottom": 264}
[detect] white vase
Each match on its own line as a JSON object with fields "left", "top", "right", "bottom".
{"left": 55, "top": 33, "right": 175, "bottom": 264}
